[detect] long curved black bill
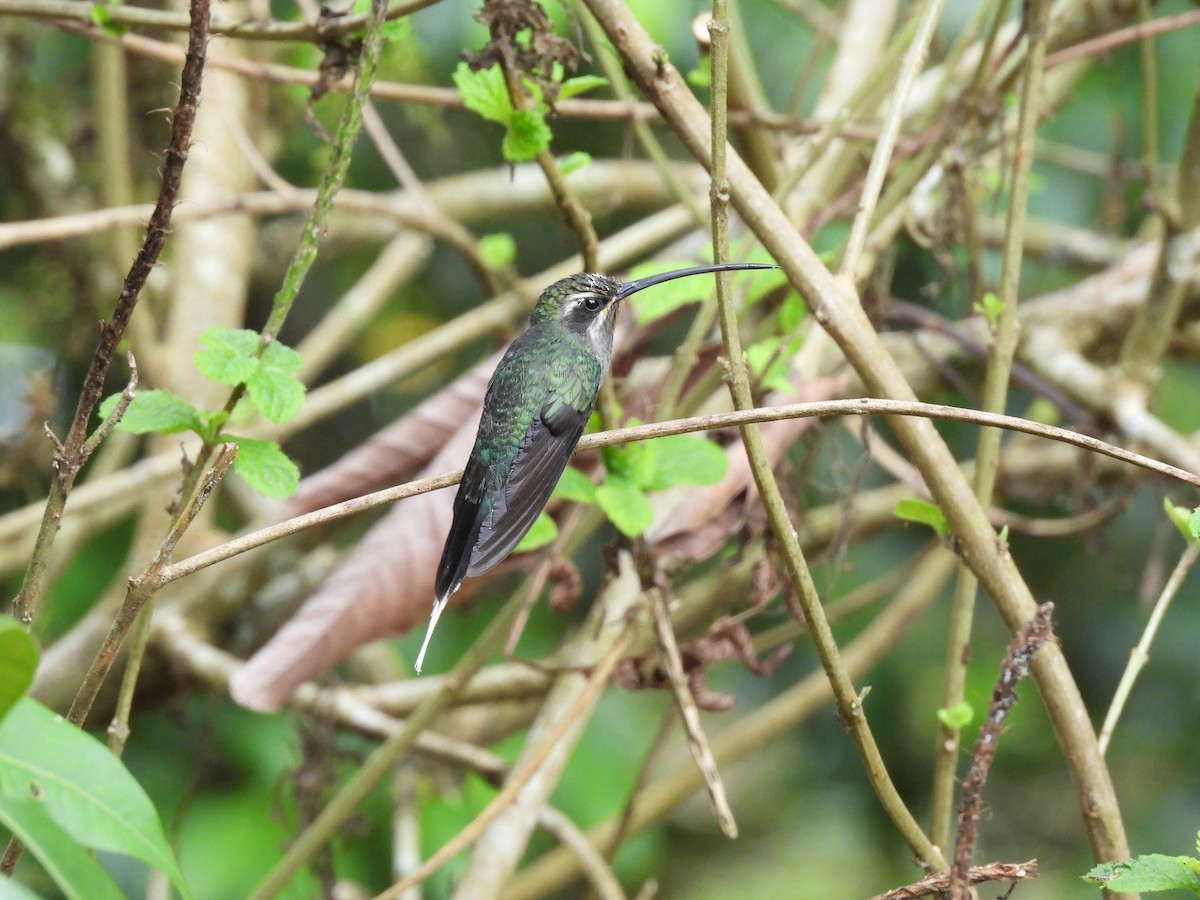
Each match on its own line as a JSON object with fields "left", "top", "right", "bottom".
{"left": 615, "top": 263, "right": 778, "bottom": 301}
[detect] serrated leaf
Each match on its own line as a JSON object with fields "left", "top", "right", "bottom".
{"left": 453, "top": 62, "right": 511, "bottom": 125}
{"left": 552, "top": 466, "right": 596, "bottom": 503}
{"left": 245, "top": 368, "right": 306, "bottom": 424}
{"left": 596, "top": 476, "right": 653, "bottom": 537}
{"left": 1082, "top": 855, "right": 1200, "bottom": 892}
{"left": 643, "top": 435, "right": 728, "bottom": 491}
{"left": 559, "top": 151, "right": 592, "bottom": 175}
{"left": 514, "top": 512, "right": 558, "bottom": 553}
{"left": 1189, "top": 507, "right": 1200, "bottom": 542}
{"left": 0, "top": 793, "right": 125, "bottom": 900}
{"left": 105, "top": 390, "right": 201, "bottom": 435}
{"left": 894, "top": 498, "right": 950, "bottom": 538}
{"left": 503, "top": 108, "right": 552, "bottom": 162}
{"left": 0, "top": 699, "right": 191, "bottom": 898}
{"left": 0, "top": 619, "right": 37, "bottom": 724}
{"left": 557, "top": 74, "right": 608, "bottom": 100}
{"left": 936, "top": 701, "right": 974, "bottom": 730}
{"left": 196, "top": 328, "right": 261, "bottom": 386}
{"left": 479, "top": 232, "right": 517, "bottom": 269}
{"left": 225, "top": 436, "right": 300, "bottom": 498}
{"left": 260, "top": 340, "right": 303, "bottom": 373}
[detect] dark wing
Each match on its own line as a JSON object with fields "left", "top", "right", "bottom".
{"left": 465, "top": 396, "right": 590, "bottom": 576}
{"left": 434, "top": 438, "right": 493, "bottom": 600}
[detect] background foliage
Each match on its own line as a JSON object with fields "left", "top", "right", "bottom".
{"left": 2, "top": 0, "right": 1200, "bottom": 897}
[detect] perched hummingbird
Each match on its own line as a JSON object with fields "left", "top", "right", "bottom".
{"left": 414, "top": 262, "right": 777, "bottom": 672}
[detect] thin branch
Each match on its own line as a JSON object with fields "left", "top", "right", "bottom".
{"left": 579, "top": 0, "right": 1129, "bottom": 866}
{"left": 153, "top": 397, "right": 1200, "bottom": 588}
{"left": 950, "top": 604, "right": 1055, "bottom": 897}
{"left": 837, "top": 0, "right": 944, "bottom": 280}
{"left": 1044, "top": 8, "right": 1200, "bottom": 69}
{"left": 1098, "top": 541, "right": 1199, "bottom": 756}
{"left": 648, "top": 588, "right": 737, "bottom": 838}
{"left": 872, "top": 860, "right": 1038, "bottom": 900}
{"left": 3, "top": 0, "right": 439, "bottom": 43}
{"left": 932, "top": 0, "right": 1050, "bottom": 853}
{"left": 9, "top": 0, "right": 210, "bottom": 627}
{"left": 713, "top": 0, "right": 937, "bottom": 866}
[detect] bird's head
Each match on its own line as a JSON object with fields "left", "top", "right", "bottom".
{"left": 529, "top": 262, "right": 780, "bottom": 351}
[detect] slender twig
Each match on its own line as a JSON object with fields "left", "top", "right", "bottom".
{"left": 1044, "top": 9, "right": 1200, "bottom": 70}
{"left": 580, "top": 0, "right": 1129, "bottom": 866}
{"left": 837, "top": 0, "right": 944, "bottom": 280}
{"left": 1098, "top": 542, "right": 1199, "bottom": 756}
{"left": 2, "top": 0, "right": 438, "bottom": 42}
{"left": 9, "top": 0, "right": 210, "bottom": 628}
{"left": 872, "top": 860, "right": 1038, "bottom": 900}
{"left": 950, "top": 604, "right": 1054, "bottom": 897}
{"left": 66, "top": 445, "right": 238, "bottom": 728}
{"left": 648, "top": 588, "right": 737, "bottom": 837}
{"left": 152, "top": 397, "right": 1200, "bottom": 588}
{"left": 376, "top": 634, "right": 631, "bottom": 899}
{"left": 932, "top": 0, "right": 1049, "bottom": 853}
{"left": 712, "top": 0, "right": 940, "bottom": 866}
{"left": 504, "top": 549, "right": 958, "bottom": 899}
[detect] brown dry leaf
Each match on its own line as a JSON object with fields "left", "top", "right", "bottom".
{"left": 288, "top": 352, "right": 502, "bottom": 516}
{"left": 230, "top": 408, "right": 482, "bottom": 711}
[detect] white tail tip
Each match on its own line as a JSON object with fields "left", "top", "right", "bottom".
{"left": 414, "top": 594, "right": 449, "bottom": 674}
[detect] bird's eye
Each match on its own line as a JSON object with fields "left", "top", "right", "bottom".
{"left": 582, "top": 295, "right": 603, "bottom": 312}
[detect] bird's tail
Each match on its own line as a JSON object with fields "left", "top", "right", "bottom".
{"left": 414, "top": 592, "right": 450, "bottom": 674}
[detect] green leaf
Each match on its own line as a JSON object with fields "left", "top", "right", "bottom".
{"left": 936, "top": 701, "right": 974, "bottom": 730}
{"left": 260, "top": 340, "right": 303, "bottom": 373}
{"left": 1082, "top": 855, "right": 1200, "bottom": 892}
{"left": 596, "top": 476, "right": 654, "bottom": 537}
{"left": 643, "top": 435, "right": 728, "bottom": 491}
{"left": 479, "top": 232, "right": 517, "bottom": 270}
{"left": 973, "top": 291, "right": 1005, "bottom": 327}
{"left": 559, "top": 151, "right": 592, "bottom": 175}
{"left": 1164, "top": 499, "right": 1196, "bottom": 544}
{"left": 0, "top": 699, "right": 191, "bottom": 898}
{"left": 503, "top": 108, "right": 553, "bottom": 162}
{"left": 0, "top": 619, "right": 37, "bottom": 724}
{"left": 894, "top": 498, "right": 950, "bottom": 539}
{"left": 100, "top": 389, "right": 201, "bottom": 435}
{"left": 747, "top": 337, "right": 794, "bottom": 393}
{"left": 89, "top": 3, "right": 128, "bottom": 38}
{"left": 602, "top": 438, "right": 654, "bottom": 489}
{"left": 553, "top": 466, "right": 596, "bottom": 503}
{"left": 453, "top": 62, "right": 511, "bottom": 125}
{"left": 245, "top": 367, "right": 306, "bottom": 424}
{"left": 224, "top": 436, "right": 300, "bottom": 498}
{"left": 0, "top": 793, "right": 125, "bottom": 900}
{"left": 779, "top": 291, "right": 806, "bottom": 332}
{"left": 686, "top": 57, "right": 711, "bottom": 89}
{"left": 1189, "top": 506, "right": 1200, "bottom": 542}
{"left": 514, "top": 512, "right": 558, "bottom": 553}
{"left": 557, "top": 74, "right": 608, "bottom": 100}
{"left": 195, "top": 328, "right": 261, "bottom": 386}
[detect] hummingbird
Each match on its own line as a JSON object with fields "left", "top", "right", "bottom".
{"left": 414, "top": 262, "right": 777, "bottom": 672}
